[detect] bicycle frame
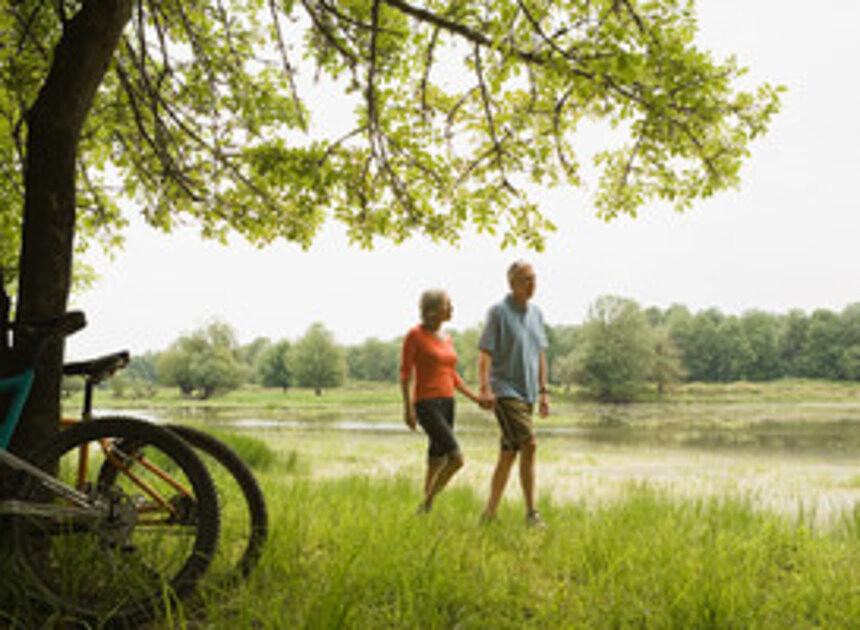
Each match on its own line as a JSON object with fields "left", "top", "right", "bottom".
{"left": 0, "top": 447, "right": 100, "bottom": 518}
{"left": 1, "top": 366, "right": 189, "bottom": 523}
{"left": 1, "top": 370, "right": 104, "bottom": 519}
{"left": 0, "top": 369, "right": 34, "bottom": 449}
{"left": 0, "top": 295, "right": 222, "bottom": 624}
{"left": 60, "top": 366, "right": 196, "bottom": 520}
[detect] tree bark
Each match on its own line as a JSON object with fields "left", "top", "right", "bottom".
{"left": 10, "top": 0, "right": 133, "bottom": 457}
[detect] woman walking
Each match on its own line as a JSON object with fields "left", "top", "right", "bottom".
{"left": 400, "top": 289, "right": 481, "bottom": 513}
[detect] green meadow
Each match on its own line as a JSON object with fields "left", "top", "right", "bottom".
{"left": 5, "top": 379, "right": 860, "bottom": 627}
{"left": 160, "top": 381, "right": 860, "bottom": 627}
{"left": 190, "top": 467, "right": 860, "bottom": 629}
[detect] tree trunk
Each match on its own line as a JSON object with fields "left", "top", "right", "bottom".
{"left": 10, "top": 0, "right": 132, "bottom": 457}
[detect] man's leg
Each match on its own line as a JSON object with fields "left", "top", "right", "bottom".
{"left": 518, "top": 439, "right": 537, "bottom": 515}
{"left": 482, "top": 449, "right": 517, "bottom": 519}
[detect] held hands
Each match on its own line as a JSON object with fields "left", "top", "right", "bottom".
{"left": 460, "top": 383, "right": 494, "bottom": 411}
{"left": 478, "top": 387, "right": 496, "bottom": 411}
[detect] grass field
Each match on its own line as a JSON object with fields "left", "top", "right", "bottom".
{"left": 17, "top": 468, "right": 860, "bottom": 628}
{"left": 5, "top": 420, "right": 860, "bottom": 628}
{"left": 189, "top": 471, "right": 860, "bottom": 628}
{"left": 8, "top": 379, "right": 855, "bottom": 627}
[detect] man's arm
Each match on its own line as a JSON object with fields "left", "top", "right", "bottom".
{"left": 538, "top": 350, "right": 550, "bottom": 417}
{"left": 478, "top": 350, "right": 495, "bottom": 409}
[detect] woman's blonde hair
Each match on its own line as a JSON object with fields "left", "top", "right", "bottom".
{"left": 419, "top": 289, "right": 449, "bottom": 326}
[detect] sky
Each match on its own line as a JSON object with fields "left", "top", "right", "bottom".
{"left": 66, "top": 0, "right": 860, "bottom": 360}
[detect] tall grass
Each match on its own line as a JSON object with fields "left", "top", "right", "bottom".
{"left": 205, "top": 427, "right": 280, "bottom": 471}
{"left": 183, "top": 476, "right": 860, "bottom": 629}
{"left": 7, "top": 475, "right": 860, "bottom": 628}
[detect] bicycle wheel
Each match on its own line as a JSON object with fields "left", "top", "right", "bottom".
{"left": 166, "top": 425, "right": 268, "bottom": 579}
{"left": 12, "top": 416, "right": 220, "bottom": 627}
{"left": 102, "top": 424, "right": 268, "bottom": 580}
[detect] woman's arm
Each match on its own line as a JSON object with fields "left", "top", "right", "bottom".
{"left": 400, "top": 331, "right": 418, "bottom": 430}
{"left": 401, "top": 377, "right": 417, "bottom": 430}
{"left": 455, "top": 380, "right": 481, "bottom": 405}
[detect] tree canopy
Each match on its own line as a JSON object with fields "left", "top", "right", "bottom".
{"left": 0, "top": 0, "right": 782, "bottom": 451}
{"left": 573, "top": 294, "right": 654, "bottom": 401}
{"left": 256, "top": 338, "right": 293, "bottom": 390}
{"left": 346, "top": 337, "right": 400, "bottom": 382}
{"left": 290, "top": 322, "right": 346, "bottom": 394}
{"left": 2, "top": 0, "right": 783, "bottom": 262}
{"left": 156, "top": 319, "right": 246, "bottom": 398}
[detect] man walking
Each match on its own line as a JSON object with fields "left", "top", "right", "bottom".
{"left": 478, "top": 260, "right": 550, "bottom": 526}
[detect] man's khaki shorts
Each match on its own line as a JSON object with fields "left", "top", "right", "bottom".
{"left": 494, "top": 397, "right": 535, "bottom": 451}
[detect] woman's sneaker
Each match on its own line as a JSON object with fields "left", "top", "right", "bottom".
{"left": 526, "top": 510, "right": 545, "bottom": 528}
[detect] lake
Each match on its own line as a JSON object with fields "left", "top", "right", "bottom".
{"left": 106, "top": 397, "right": 860, "bottom": 528}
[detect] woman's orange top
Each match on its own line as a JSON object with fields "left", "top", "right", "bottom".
{"left": 400, "top": 325, "right": 464, "bottom": 401}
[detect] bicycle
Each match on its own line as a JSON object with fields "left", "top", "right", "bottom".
{"left": 0, "top": 312, "right": 221, "bottom": 627}
{"left": 62, "top": 349, "right": 269, "bottom": 580}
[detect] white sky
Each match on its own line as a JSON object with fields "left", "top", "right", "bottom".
{"left": 66, "top": 0, "right": 860, "bottom": 359}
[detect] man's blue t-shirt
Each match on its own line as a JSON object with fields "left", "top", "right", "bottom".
{"left": 478, "top": 295, "right": 548, "bottom": 404}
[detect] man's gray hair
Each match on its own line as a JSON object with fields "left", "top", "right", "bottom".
{"left": 507, "top": 260, "right": 532, "bottom": 284}
{"left": 419, "top": 289, "right": 448, "bottom": 326}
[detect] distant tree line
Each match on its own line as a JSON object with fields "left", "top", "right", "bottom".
{"left": 549, "top": 297, "right": 860, "bottom": 401}
{"left": 661, "top": 302, "right": 860, "bottom": 382}
{"left": 86, "top": 299, "right": 860, "bottom": 401}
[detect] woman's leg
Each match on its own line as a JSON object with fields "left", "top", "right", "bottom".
{"left": 426, "top": 451, "right": 464, "bottom": 505}
{"left": 416, "top": 398, "right": 461, "bottom": 510}
{"left": 424, "top": 456, "right": 448, "bottom": 498}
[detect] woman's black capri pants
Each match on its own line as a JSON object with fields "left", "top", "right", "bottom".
{"left": 415, "top": 397, "right": 459, "bottom": 459}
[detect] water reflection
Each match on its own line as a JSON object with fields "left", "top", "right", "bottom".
{"left": 572, "top": 424, "right": 860, "bottom": 457}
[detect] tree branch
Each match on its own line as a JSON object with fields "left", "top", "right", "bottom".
{"left": 318, "top": 126, "right": 367, "bottom": 167}
{"left": 268, "top": 0, "right": 307, "bottom": 131}
{"left": 382, "top": 0, "right": 551, "bottom": 66}
{"left": 419, "top": 26, "right": 441, "bottom": 123}
{"left": 473, "top": 44, "right": 508, "bottom": 179}
{"left": 552, "top": 86, "right": 578, "bottom": 179}
{"left": 317, "top": 0, "right": 405, "bottom": 36}
{"left": 300, "top": 0, "right": 360, "bottom": 68}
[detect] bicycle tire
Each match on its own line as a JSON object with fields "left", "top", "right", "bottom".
{"left": 101, "top": 424, "right": 268, "bottom": 580}
{"left": 166, "top": 425, "right": 268, "bottom": 578}
{"left": 12, "top": 416, "right": 220, "bottom": 627}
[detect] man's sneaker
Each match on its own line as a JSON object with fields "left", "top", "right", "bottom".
{"left": 526, "top": 510, "right": 546, "bottom": 528}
